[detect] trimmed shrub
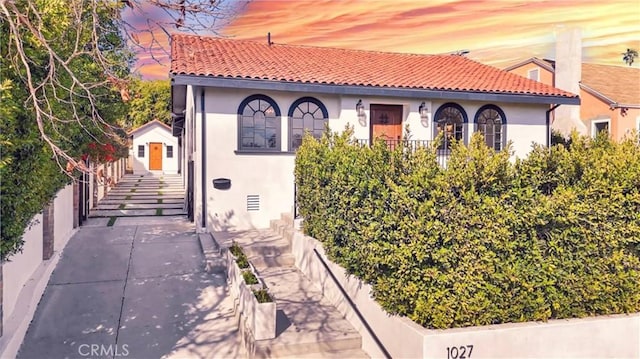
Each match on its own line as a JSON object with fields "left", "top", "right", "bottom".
{"left": 242, "top": 270, "right": 259, "bottom": 285}
{"left": 253, "top": 289, "right": 273, "bottom": 303}
{"left": 295, "top": 128, "right": 640, "bottom": 329}
{"left": 230, "top": 242, "right": 250, "bottom": 269}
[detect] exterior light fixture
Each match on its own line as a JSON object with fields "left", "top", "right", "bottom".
{"left": 356, "top": 99, "right": 366, "bottom": 125}
{"left": 419, "top": 102, "right": 429, "bottom": 127}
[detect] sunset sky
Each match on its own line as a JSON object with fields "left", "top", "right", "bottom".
{"left": 131, "top": 0, "right": 640, "bottom": 79}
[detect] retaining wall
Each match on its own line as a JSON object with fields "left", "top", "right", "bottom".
{"left": 0, "top": 159, "right": 125, "bottom": 358}
{"left": 291, "top": 231, "right": 640, "bottom": 358}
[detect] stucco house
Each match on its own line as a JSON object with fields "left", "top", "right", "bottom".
{"left": 169, "top": 34, "right": 578, "bottom": 232}
{"left": 504, "top": 30, "right": 640, "bottom": 140}
{"left": 506, "top": 59, "right": 640, "bottom": 140}
{"left": 128, "top": 119, "right": 179, "bottom": 175}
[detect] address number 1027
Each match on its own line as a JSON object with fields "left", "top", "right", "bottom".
{"left": 446, "top": 345, "right": 473, "bottom": 359}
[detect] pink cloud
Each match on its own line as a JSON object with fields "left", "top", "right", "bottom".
{"left": 132, "top": 0, "right": 640, "bottom": 78}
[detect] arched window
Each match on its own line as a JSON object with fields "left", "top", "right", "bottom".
{"left": 434, "top": 103, "right": 467, "bottom": 149}
{"left": 288, "top": 97, "right": 329, "bottom": 150}
{"left": 475, "top": 105, "right": 506, "bottom": 151}
{"left": 237, "top": 95, "right": 281, "bottom": 151}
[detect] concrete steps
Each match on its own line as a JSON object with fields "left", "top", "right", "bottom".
{"left": 222, "top": 213, "right": 368, "bottom": 358}
{"left": 241, "top": 231, "right": 295, "bottom": 268}
{"left": 87, "top": 174, "right": 187, "bottom": 226}
{"left": 99, "top": 198, "right": 184, "bottom": 205}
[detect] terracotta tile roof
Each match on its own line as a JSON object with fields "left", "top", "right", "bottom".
{"left": 171, "top": 34, "right": 577, "bottom": 99}
{"left": 128, "top": 119, "right": 171, "bottom": 136}
{"left": 581, "top": 63, "right": 640, "bottom": 106}
{"left": 505, "top": 57, "right": 639, "bottom": 106}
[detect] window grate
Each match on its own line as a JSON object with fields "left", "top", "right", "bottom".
{"left": 247, "top": 195, "right": 260, "bottom": 211}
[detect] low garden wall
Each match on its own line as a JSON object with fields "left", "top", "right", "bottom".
{"left": 225, "top": 248, "right": 276, "bottom": 341}
{"left": 0, "top": 158, "right": 125, "bottom": 358}
{"left": 292, "top": 231, "right": 640, "bottom": 358}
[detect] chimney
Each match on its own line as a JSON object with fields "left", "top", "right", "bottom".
{"left": 552, "top": 27, "right": 587, "bottom": 136}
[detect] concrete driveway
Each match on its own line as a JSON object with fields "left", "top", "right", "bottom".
{"left": 17, "top": 221, "right": 242, "bottom": 359}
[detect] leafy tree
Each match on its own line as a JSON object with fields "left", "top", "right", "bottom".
{"left": 0, "top": 0, "right": 240, "bottom": 167}
{"left": 0, "top": 0, "right": 129, "bottom": 259}
{"left": 0, "top": 0, "right": 239, "bottom": 260}
{"left": 622, "top": 48, "right": 638, "bottom": 66}
{"left": 124, "top": 79, "right": 171, "bottom": 130}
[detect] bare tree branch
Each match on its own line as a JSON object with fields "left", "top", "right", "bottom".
{"left": 0, "top": 0, "right": 241, "bottom": 174}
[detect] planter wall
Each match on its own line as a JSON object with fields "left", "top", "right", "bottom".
{"left": 239, "top": 281, "right": 276, "bottom": 341}
{"left": 225, "top": 249, "right": 276, "bottom": 341}
{"left": 225, "top": 250, "right": 242, "bottom": 300}
{"left": 291, "top": 230, "right": 640, "bottom": 359}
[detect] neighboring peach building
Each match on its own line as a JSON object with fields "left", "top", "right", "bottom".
{"left": 505, "top": 58, "right": 640, "bottom": 141}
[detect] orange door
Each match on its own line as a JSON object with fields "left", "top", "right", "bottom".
{"left": 371, "top": 104, "right": 403, "bottom": 143}
{"left": 149, "top": 142, "right": 163, "bottom": 170}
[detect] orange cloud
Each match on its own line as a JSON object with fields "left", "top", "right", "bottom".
{"left": 134, "top": 0, "right": 640, "bottom": 78}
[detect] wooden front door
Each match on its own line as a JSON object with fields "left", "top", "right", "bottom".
{"left": 370, "top": 104, "right": 403, "bottom": 143}
{"left": 149, "top": 142, "right": 163, "bottom": 170}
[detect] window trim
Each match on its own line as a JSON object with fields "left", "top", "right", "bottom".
{"left": 237, "top": 94, "right": 282, "bottom": 152}
{"left": 474, "top": 104, "right": 507, "bottom": 151}
{"left": 287, "top": 96, "right": 329, "bottom": 151}
{"left": 166, "top": 145, "right": 173, "bottom": 158}
{"left": 528, "top": 68, "right": 540, "bottom": 81}
{"left": 591, "top": 118, "right": 610, "bottom": 138}
{"left": 433, "top": 102, "right": 468, "bottom": 148}
{"left": 138, "top": 145, "right": 145, "bottom": 158}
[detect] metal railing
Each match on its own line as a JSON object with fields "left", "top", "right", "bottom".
{"left": 356, "top": 139, "right": 450, "bottom": 167}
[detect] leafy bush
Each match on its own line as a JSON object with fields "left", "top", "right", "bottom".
{"left": 253, "top": 289, "right": 273, "bottom": 303}
{"left": 230, "top": 242, "right": 250, "bottom": 269}
{"left": 229, "top": 241, "right": 244, "bottom": 256}
{"left": 295, "top": 127, "right": 640, "bottom": 329}
{"left": 235, "top": 255, "right": 249, "bottom": 269}
{"left": 242, "top": 270, "right": 259, "bottom": 285}
{"left": 0, "top": 0, "right": 129, "bottom": 261}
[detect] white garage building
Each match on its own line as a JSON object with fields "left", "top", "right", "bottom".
{"left": 128, "top": 120, "right": 179, "bottom": 175}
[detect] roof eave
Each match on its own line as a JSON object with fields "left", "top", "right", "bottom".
{"left": 579, "top": 83, "right": 616, "bottom": 105}
{"left": 171, "top": 74, "right": 580, "bottom": 105}
{"left": 127, "top": 119, "right": 171, "bottom": 136}
{"left": 579, "top": 83, "right": 640, "bottom": 109}
{"left": 613, "top": 104, "right": 640, "bottom": 109}
{"left": 503, "top": 58, "right": 555, "bottom": 73}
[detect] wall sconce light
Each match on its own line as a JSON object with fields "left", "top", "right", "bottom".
{"left": 356, "top": 99, "right": 366, "bottom": 126}
{"left": 419, "top": 101, "right": 429, "bottom": 127}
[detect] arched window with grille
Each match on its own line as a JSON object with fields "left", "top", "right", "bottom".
{"left": 474, "top": 105, "right": 506, "bottom": 151}
{"left": 288, "top": 97, "right": 329, "bottom": 151}
{"left": 237, "top": 94, "right": 281, "bottom": 151}
{"left": 434, "top": 103, "right": 468, "bottom": 149}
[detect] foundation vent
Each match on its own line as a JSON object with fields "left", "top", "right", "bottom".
{"left": 247, "top": 195, "right": 260, "bottom": 211}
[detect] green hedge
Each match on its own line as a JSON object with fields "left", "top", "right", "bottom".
{"left": 295, "top": 127, "right": 640, "bottom": 329}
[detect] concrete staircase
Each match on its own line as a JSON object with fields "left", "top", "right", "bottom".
{"left": 87, "top": 174, "right": 188, "bottom": 226}
{"left": 216, "top": 214, "right": 369, "bottom": 358}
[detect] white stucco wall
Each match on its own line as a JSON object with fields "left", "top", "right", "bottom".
{"left": 88, "top": 165, "right": 95, "bottom": 210}
{"left": 192, "top": 86, "right": 549, "bottom": 231}
{"left": 131, "top": 123, "right": 179, "bottom": 174}
{"left": 53, "top": 184, "right": 74, "bottom": 252}
{"left": 1, "top": 183, "right": 81, "bottom": 358}
{"left": 3, "top": 215, "right": 43, "bottom": 328}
